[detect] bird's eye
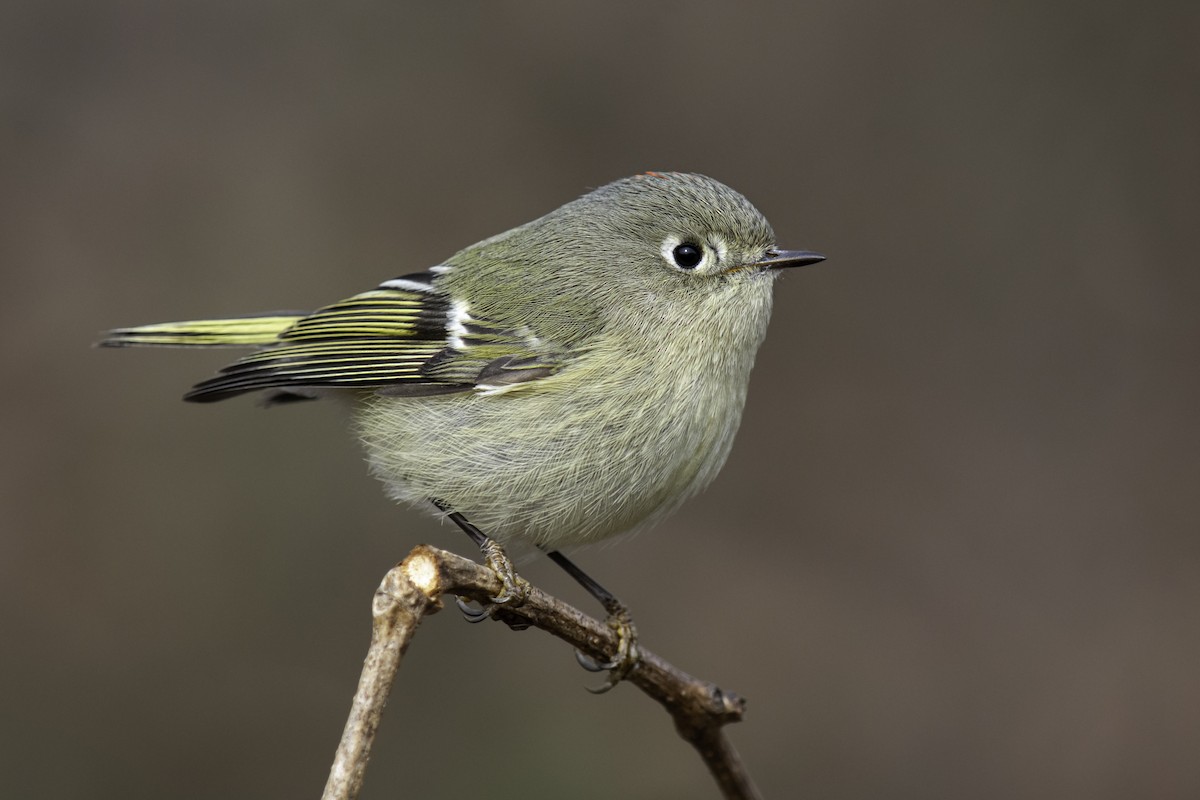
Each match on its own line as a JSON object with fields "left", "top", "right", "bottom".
{"left": 671, "top": 243, "right": 704, "bottom": 269}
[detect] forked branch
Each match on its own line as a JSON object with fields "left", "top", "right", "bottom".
{"left": 321, "top": 545, "right": 760, "bottom": 800}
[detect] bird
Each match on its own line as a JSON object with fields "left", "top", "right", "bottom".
{"left": 100, "top": 171, "right": 825, "bottom": 689}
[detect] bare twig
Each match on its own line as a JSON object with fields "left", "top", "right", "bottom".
{"left": 322, "top": 545, "right": 760, "bottom": 800}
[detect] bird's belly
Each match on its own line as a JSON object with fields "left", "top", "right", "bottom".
{"left": 355, "top": 377, "right": 746, "bottom": 548}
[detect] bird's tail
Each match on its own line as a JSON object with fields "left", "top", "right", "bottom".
{"left": 98, "top": 314, "right": 305, "bottom": 348}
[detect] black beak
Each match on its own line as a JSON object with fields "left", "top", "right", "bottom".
{"left": 750, "top": 249, "right": 826, "bottom": 270}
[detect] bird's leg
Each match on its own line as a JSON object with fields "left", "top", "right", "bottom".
{"left": 543, "top": 548, "right": 640, "bottom": 694}
{"left": 431, "top": 500, "right": 530, "bottom": 620}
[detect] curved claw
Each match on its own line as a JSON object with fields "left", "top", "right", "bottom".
{"left": 575, "top": 648, "right": 616, "bottom": 673}
{"left": 587, "top": 679, "right": 619, "bottom": 695}
{"left": 455, "top": 595, "right": 492, "bottom": 623}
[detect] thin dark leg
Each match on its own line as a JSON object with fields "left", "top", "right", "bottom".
{"left": 432, "top": 498, "right": 488, "bottom": 549}
{"left": 430, "top": 499, "right": 528, "bottom": 609}
{"left": 542, "top": 549, "right": 623, "bottom": 616}
{"left": 541, "top": 547, "right": 640, "bottom": 693}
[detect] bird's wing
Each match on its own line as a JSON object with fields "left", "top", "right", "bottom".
{"left": 174, "top": 270, "right": 566, "bottom": 402}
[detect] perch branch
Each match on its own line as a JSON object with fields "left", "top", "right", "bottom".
{"left": 321, "top": 544, "right": 760, "bottom": 800}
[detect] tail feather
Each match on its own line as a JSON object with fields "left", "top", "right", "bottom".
{"left": 98, "top": 314, "right": 306, "bottom": 348}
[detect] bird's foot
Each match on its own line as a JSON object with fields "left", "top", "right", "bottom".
{"left": 454, "top": 536, "right": 531, "bottom": 628}
{"left": 480, "top": 536, "right": 530, "bottom": 606}
{"left": 575, "top": 604, "right": 640, "bottom": 694}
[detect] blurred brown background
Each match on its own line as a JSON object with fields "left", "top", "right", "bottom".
{"left": 3, "top": 2, "right": 1198, "bottom": 798}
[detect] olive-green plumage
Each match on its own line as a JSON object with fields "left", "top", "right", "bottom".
{"left": 101, "top": 172, "right": 823, "bottom": 550}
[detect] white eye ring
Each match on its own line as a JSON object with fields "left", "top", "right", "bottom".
{"left": 661, "top": 236, "right": 712, "bottom": 272}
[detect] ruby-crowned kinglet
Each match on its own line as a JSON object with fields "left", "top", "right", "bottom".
{"left": 102, "top": 172, "right": 823, "bottom": 680}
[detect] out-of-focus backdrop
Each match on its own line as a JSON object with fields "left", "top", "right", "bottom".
{"left": 4, "top": 3, "right": 1198, "bottom": 798}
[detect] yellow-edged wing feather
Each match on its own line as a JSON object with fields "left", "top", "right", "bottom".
{"left": 100, "top": 272, "right": 564, "bottom": 402}
{"left": 101, "top": 315, "right": 304, "bottom": 347}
